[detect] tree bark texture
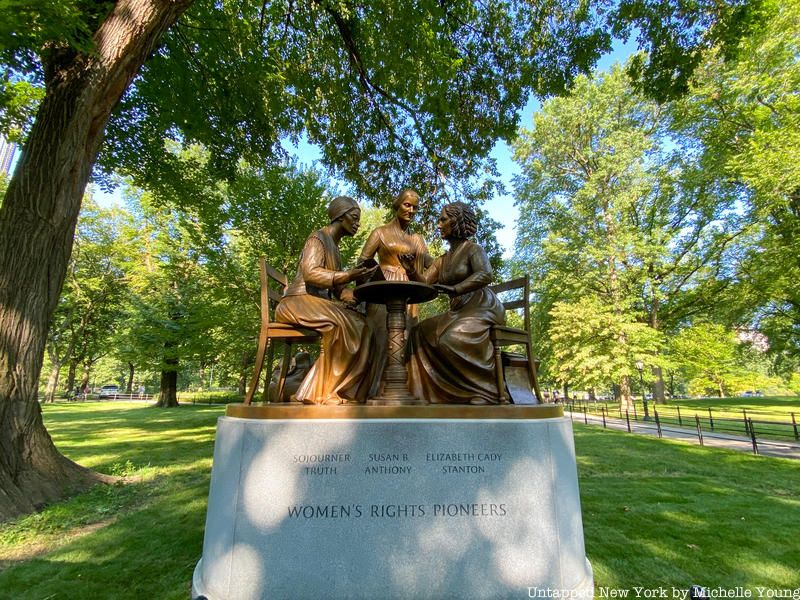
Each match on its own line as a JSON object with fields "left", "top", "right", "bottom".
{"left": 237, "top": 350, "right": 251, "bottom": 397}
{"left": 620, "top": 376, "right": 634, "bottom": 411}
{"left": 126, "top": 362, "right": 135, "bottom": 393}
{"left": 649, "top": 300, "right": 666, "bottom": 403}
{"left": 79, "top": 362, "right": 92, "bottom": 392}
{"left": 0, "top": 0, "right": 192, "bottom": 522}
{"left": 156, "top": 361, "right": 179, "bottom": 407}
{"left": 65, "top": 359, "right": 78, "bottom": 394}
{"left": 44, "top": 363, "right": 61, "bottom": 404}
{"left": 652, "top": 365, "right": 665, "bottom": 403}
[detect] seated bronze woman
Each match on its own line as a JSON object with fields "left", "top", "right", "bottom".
{"left": 275, "top": 196, "right": 378, "bottom": 404}
{"left": 402, "top": 201, "right": 506, "bottom": 405}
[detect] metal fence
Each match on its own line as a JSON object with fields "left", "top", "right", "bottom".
{"left": 46, "top": 391, "right": 153, "bottom": 402}
{"left": 46, "top": 390, "right": 240, "bottom": 405}
{"left": 565, "top": 400, "right": 800, "bottom": 456}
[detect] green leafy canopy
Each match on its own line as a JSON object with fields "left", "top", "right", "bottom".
{"left": 1, "top": 0, "right": 770, "bottom": 223}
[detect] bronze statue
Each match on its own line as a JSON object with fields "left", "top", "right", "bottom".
{"left": 402, "top": 202, "right": 506, "bottom": 405}
{"left": 275, "top": 196, "right": 378, "bottom": 404}
{"left": 358, "top": 189, "right": 430, "bottom": 281}
{"left": 358, "top": 190, "right": 432, "bottom": 393}
{"left": 267, "top": 352, "right": 312, "bottom": 402}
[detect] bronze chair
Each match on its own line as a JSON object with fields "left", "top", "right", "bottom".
{"left": 244, "top": 257, "right": 321, "bottom": 405}
{"left": 489, "top": 275, "right": 544, "bottom": 404}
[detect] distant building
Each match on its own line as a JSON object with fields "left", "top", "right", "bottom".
{"left": 0, "top": 136, "right": 16, "bottom": 175}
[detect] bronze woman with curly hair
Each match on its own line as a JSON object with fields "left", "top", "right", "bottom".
{"left": 402, "top": 202, "right": 506, "bottom": 404}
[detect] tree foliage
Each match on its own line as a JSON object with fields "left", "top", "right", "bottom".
{"left": 2, "top": 0, "right": 770, "bottom": 218}
{"left": 100, "top": 0, "right": 592, "bottom": 214}
{"left": 515, "top": 67, "right": 747, "bottom": 396}
{"left": 43, "top": 198, "right": 132, "bottom": 401}
{"left": 509, "top": 1, "right": 800, "bottom": 399}
{"left": 669, "top": 322, "right": 737, "bottom": 397}
{"left": 105, "top": 158, "right": 335, "bottom": 399}
{"left": 512, "top": 65, "right": 743, "bottom": 398}
{"left": 0, "top": 0, "right": 775, "bottom": 519}
{"left": 671, "top": 1, "right": 800, "bottom": 366}
{"left": 549, "top": 297, "right": 664, "bottom": 391}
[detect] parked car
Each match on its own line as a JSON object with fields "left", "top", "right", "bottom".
{"left": 98, "top": 385, "right": 120, "bottom": 398}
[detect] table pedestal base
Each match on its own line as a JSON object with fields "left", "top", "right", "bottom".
{"left": 369, "top": 296, "right": 428, "bottom": 406}
{"left": 354, "top": 282, "right": 439, "bottom": 407}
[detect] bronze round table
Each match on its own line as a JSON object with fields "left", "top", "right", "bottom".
{"left": 354, "top": 281, "right": 438, "bottom": 405}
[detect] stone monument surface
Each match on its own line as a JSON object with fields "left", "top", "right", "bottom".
{"left": 192, "top": 405, "right": 593, "bottom": 599}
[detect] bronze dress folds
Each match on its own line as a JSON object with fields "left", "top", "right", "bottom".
{"left": 275, "top": 230, "right": 376, "bottom": 404}
{"left": 359, "top": 222, "right": 429, "bottom": 282}
{"left": 359, "top": 222, "right": 429, "bottom": 395}
{"left": 407, "top": 240, "right": 505, "bottom": 404}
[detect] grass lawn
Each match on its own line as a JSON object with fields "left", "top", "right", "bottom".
{"left": 575, "top": 424, "right": 800, "bottom": 588}
{"left": 0, "top": 402, "right": 798, "bottom": 598}
{"left": 0, "top": 402, "right": 219, "bottom": 600}
{"left": 670, "top": 395, "right": 800, "bottom": 417}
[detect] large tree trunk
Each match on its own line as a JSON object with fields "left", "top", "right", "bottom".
{"left": 652, "top": 366, "right": 666, "bottom": 403}
{"left": 126, "top": 362, "right": 135, "bottom": 393}
{"left": 44, "top": 362, "right": 61, "bottom": 405}
{"left": 620, "top": 375, "right": 634, "bottom": 412}
{"left": 65, "top": 359, "right": 78, "bottom": 395}
{"left": 79, "top": 360, "right": 92, "bottom": 392}
{"left": 44, "top": 341, "right": 67, "bottom": 404}
{"left": 0, "top": 0, "right": 192, "bottom": 522}
{"left": 238, "top": 350, "right": 253, "bottom": 397}
{"left": 649, "top": 299, "right": 666, "bottom": 403}
{"left": 156, "top": 359, "right": 179, "bottom": 407}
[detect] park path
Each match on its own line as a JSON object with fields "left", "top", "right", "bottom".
{"left": 570, "top": 410, "right": 800, "bottom": 460}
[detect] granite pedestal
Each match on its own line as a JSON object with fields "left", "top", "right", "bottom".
{"left": 192, "top": 405, "right": 593, "bottom": 599}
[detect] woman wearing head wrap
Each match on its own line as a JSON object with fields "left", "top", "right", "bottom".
{"left": 275, "top": 196, "right": 379, "bottom": 404}
{"left": 401, "top": 202, "right": 506, "bottom": 404}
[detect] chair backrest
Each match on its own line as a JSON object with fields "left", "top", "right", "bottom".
{"left": 489, "top": 275, "right": 530, "bottom": 332}
{"left": 258, "top": 257, "right": 289, "bottom": 326}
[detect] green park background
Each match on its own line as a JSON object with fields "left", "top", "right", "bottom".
{"left": 1, "top": 0, "right": 799, "bottom": 596}
{"left": 5, "top": 5, "right": 798, "bottom": 406}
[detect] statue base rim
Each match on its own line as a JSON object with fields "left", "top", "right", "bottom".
{"left": 226, "top": 402, "right": 564, "bottom": 420}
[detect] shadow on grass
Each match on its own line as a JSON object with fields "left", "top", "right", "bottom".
{"left": 574, "top": 425, "right": 800, "bottom": 588}
{"left": 1, "top": 404, "right": 799, "bottom": 597}
{"left": 0, "top": 480, "right": 210, "bottom": 600}
{"left": 0, "top": 404, "right": 223, "bottom": 599}
{"left": 45, "top": 403, "right": 222, "bottom": 474}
